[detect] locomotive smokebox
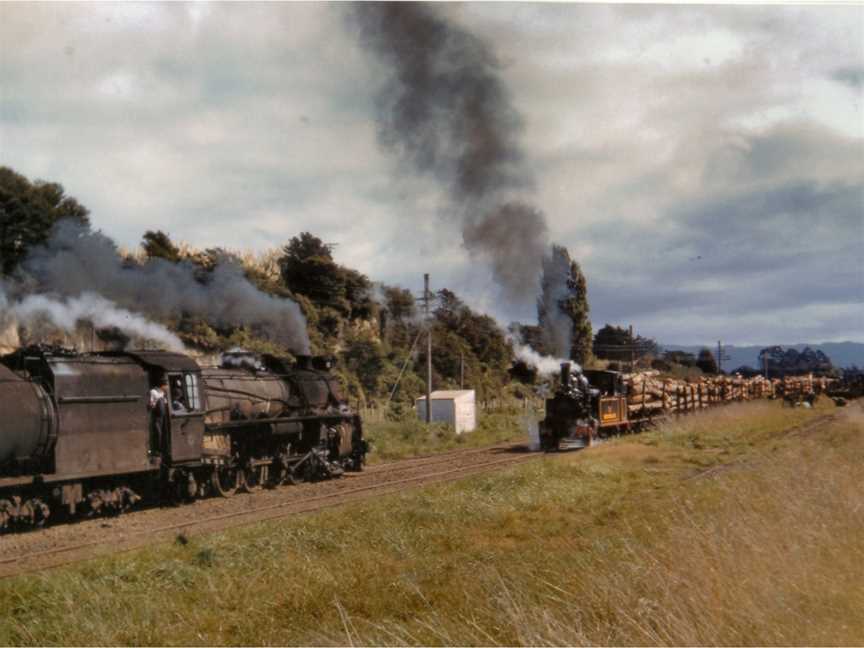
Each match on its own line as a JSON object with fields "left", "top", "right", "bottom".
{"left": 0, "top": 365, "right": 56, "bottom": 471}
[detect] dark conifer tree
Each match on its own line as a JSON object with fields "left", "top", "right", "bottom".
{"left": 537, "top": 245, "right": 592, "bottom": 365}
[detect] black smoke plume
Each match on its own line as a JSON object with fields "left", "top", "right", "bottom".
{"left": 3, "top": 221, "right": 310, "bottom": 354}
{"left": 350, "top": 3, "right": 549, "bottom": 300}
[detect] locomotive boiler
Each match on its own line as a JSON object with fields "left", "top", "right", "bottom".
{"left": 0, "top": 346, "right": 366, "bottom": 531}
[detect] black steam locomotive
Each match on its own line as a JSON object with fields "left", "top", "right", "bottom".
{"left": 538, "top": 363, "right": 631, "bottom": 451}
{"left": 0, "top": 346, "right": 366, "bottom": 531}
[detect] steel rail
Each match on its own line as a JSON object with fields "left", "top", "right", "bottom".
{"left": 0, "top": 448, "right": 539, "bottom": 577}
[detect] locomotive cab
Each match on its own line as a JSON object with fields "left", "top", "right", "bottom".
{"left": 125, "top": 351, "right": 206, "bottom": 467}
{"left": 583, "top": 370, "right": 630, "bottom": 435}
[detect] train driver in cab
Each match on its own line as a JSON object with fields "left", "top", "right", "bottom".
{"left": 171, "top": 377, "right": 189, "bottom": 413}
{"left": 148, "top": 376, "right": 169, "bottom": 457}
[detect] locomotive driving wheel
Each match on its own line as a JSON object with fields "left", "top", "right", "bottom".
{"left": 241, "top": 463, "right": 268, "bottom": 492}
{"left": 211, "top": 464, "right": 242, "bottom": 497}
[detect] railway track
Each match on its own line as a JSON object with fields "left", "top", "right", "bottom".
{"left": 4, "top": 405, "right": 847, "bottom": 579}
{"left": 0, "top": 441, "right": 537, "bottom": 578}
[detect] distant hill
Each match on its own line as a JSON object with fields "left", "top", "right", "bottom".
{"left": 662, "top": 342, "right": 864, "bottom": 370}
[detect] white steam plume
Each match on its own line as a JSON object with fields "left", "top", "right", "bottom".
{"left": 509, "top": 334, "right": 580, "bottom": 377}
{"left": 1, "top": 284, "right": 184, "bottom": 351}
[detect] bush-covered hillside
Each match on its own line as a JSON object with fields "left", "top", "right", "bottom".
{"left": 1, "top": 167, "right": 532, "bottom": 411}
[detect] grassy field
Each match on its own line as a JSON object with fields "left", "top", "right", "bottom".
{"left": 363, "top": 409, "right": 530, "bottom": 463}
{"left": 1, "top": 399, "right": 862, "bottom": 646}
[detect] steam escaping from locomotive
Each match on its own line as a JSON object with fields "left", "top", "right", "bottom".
{"left": 7, "top": 221, "right": 310, "bottom": 354}
{"left": 0, "top": 286, "right": 184, "bottom": 351}
{"left": 512, "top": 340, "right": 580, "bottom": 377}
{"left": 349, "top": 3, "right": 549, "bottom": 301}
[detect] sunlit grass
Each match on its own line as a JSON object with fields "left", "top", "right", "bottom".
{"left": 1, "top": 400, "right": 860, "bottom": 646}
{"left": 364, "top": 409, "right": 531, "bottom": 463}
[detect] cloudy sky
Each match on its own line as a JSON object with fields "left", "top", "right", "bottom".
{"left": 1, "top": 2, "right": 862, "bottom": 345}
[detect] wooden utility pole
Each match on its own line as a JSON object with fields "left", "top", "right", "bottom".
{"left": 629, "top": 324, "right": 635, "bottom": 371}
{"left": 424, "top": 273, "right": 432, "bottom": 423}
{"left": 460, "top": 350, "right": 464, "bottom": 390}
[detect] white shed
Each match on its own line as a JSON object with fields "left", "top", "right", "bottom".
{"left": 415, "top": 390, "right": 477, "bottom": 434}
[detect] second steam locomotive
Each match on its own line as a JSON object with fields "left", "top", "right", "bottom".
{"left": 0, "top": 346, "right": 367, "bottom": 531}
{"left": 538, "top": 362, "right": 631, "bottom": 451}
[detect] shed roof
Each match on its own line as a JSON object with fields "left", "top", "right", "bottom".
{"left": 416, "top": 390, "right": 475, "bottom": 401}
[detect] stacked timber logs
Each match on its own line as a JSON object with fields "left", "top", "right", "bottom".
{"left": 780, "top": 374, "right": 833, "bottom": 400}
{"left": 618, "top": 371, "right": 826, "bottom": 418}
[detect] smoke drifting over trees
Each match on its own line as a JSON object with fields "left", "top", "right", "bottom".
{"left": 2, "top": 221, "right": 310, "bottom": 354}
{"left": 538, "top": 245, "right": 592, "bottom": 364}
{"left": 349, "top": 3, "right": 549, "bottom": 301}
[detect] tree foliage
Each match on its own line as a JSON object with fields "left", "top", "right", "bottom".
{"left": 593, "top": 324, "right": 658, "bottom": 365}
{"left": 0, "top": 166, "right": 90, "bottom": 275}
{"left": 663, "top": 350, "right": 697, "bottom": 367}
{"left": 696, "top": 348, "right": 719, "bottom": 374}
{"left": 434, "top": 289, "right": 510, "bottom": 372}
{"left": 383, "top": 285, "right": 416, "bottom": 321}
{"left": 279, "top": 232, "right": 373, "bottom": 320}
{"left": 142, "top": 230, "right": 181, "bottom": 262}
{"left": 758, "top": 346, "right": 835, "bottom": 377}
{"left": 537, "top": 245, "right": 592, "bottom": 363}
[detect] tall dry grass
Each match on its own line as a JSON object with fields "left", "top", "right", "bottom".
{"left": 326, "top": 405, "right": 864, "bottom": 646}
{"left": 1, "top": 401, "right": 860, "bottom": 646}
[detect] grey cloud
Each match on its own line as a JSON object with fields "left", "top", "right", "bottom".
{"left": 1, "top": 2, "right": 861, "bottom": 345}
{"left": 831, "top": 66, "right": 864, "bottom": 89}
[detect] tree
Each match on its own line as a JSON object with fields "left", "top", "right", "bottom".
{"left": 342, "top": 333, "right": 387, "bottom": 396}
{"left": 279, "top": 232, "right": 374, "bottom": 320}
{"left": 663, "top": 350, "right": 697, "bottom": 367}
{"left": 0, "top": 166, "right": 90, "bottom": 275}
{"left": 383, "top": 285, "right": 415, "bottom": 320}
{"left": 341, "top": 266, "right": 375, "bottom": 320}
{"left": 279, "top": 232, "right": 346, "bottom": 313}
{"left": 434, "top": 288, "right": 465, "bottom": 328}
{"left": 537, "top": 245, "right": 592, "bottom": 364}
{"left": 758, "top": 345, "right": 834, "bottom": 377}
{"left": 593, "top": 323, "right": 658, "bottom": 366}
{"left": 593, "top": 324, "right": 633, "bottom": 361}
{"left": 282, "top": 231, "right": 334, "bottom": 264}
{"left": 696, "top": 348, "right": 718, "bottom": 374}
{"left": 435, "top": 288, "right": 511, "bottom": 372}
{"left": 142, "top": 230, "right": 181, "bottom": 262}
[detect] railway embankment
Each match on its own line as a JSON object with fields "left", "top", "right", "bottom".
{"left": 1, "top": 399, "right": 861, "bottom": 645}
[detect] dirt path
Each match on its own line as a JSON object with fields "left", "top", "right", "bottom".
{"left": 0, "top": 442, "right": 536, "bottom": 579}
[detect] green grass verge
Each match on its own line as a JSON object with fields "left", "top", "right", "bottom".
{"left": 363, "top": 410, "right": 530, "bottom": 464}
{"left": 1, "top": 400, "right": 861, "bottom": 646}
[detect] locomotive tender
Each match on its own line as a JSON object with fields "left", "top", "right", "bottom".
{"left": 0, "top": 346, "right": 366, "bottom": 531}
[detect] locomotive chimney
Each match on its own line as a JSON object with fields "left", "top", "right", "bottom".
{"left": 295, "top": 355, "right": 312, "bottom": 370}
{"left": 560, "top": 362, "right": 571, "bottom": 388}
